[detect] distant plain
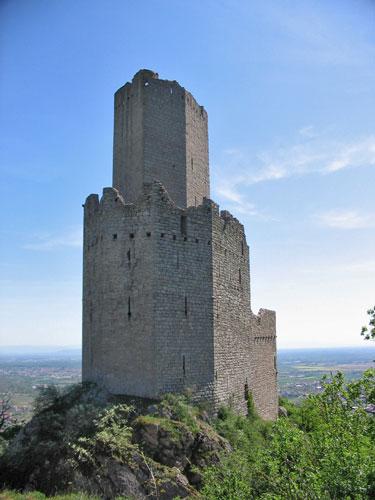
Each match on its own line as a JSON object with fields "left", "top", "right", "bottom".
{"left": 1, "top": 345, "right": 375, "bottom": 420}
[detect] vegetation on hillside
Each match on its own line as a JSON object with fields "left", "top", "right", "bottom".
{"left": 1, "top": 367, "right": 375, "bottom": 499}
{"left": 2, "top": 309, "right": 375, "bottom": 499}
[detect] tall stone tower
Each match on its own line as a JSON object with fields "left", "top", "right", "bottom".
{"left": 113, "top": 70, "right": 209, "bottom": 209}
{"left": 82, "top": 70, "right": 278, "bottom": 420}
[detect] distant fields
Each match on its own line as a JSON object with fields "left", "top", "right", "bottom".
{"left": 278, "top": 346, "right": 375, "bottom": 404}
{"left": 1, "top": 345, "right": 375, "bottom": 417}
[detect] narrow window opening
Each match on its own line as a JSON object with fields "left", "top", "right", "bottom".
{"left": 184, "top": 236, "right": 188, "bottom": 242}
{"left": 195, "top": 196, "right": 197, "bottom": 206}
{"left": 224, "top": 249, "right": 227, "bottom": 256}
{"left": 176, "top": 249, "right": 179, "bottom": 268}
{"left": 89, "top": 312, "right": 93, "bottom": 322}
{"left": 170, "top": 87, "right": 173, "bottom": 94}
{"left": 244, "top": 381, "right": 249, "bottom": 401}
{"left": 173, "top": 235, "right": 176, "bottom": 240}
{"left": 195, "top": 238, "right": 199, "bottom": 243}
{"left": 128, "top": 297, "right": 131, "bottom": 320}
{"left": 191, "top": 157, "right": 194, "bottom": 170}
{"left": 147, "top": 232, "right": 151, "bottom": 237}
{"left": 239, "top": 269, "right": 242, "bottom": 284}
{"left": 180, "top": 215, "right": 187, "bottom": 235}
{"left": 172, "top": 164, "right": 175, "bottom": 168}
{"left": 184, "top": 296, "right": 188, "bottom": 316}
{"left": 183, "top": 355, "right": 186, "bottom": 376}
{"left": 274, "top": 356, "right": 277, "bottom": 370}
{"left": 144, "top": 81, "right": 149, "bottom": 86}
{"left": 127, "top": 249, "right": 131, "bottom": 262}
{"left": 215, "top": 371, "right": 218, "bottom": 380}
{"left": 113, "top": 234, "right": 117, "bottom": 239}
{"left": 161, "top": 233, "right": 165, "bottom": 238}
{"left": 115, "top": 198, "right": 118, "bottom": 202}
{"left": 208, "top": 240, "right": 211, "bottom": 245}
{"left": 241, "top": 241, "right": 244, "bottom": 255}
{"left": 130, "top": 233, "right": 134, "bottom": 239}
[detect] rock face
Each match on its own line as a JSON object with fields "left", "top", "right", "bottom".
{"left": 0, "top": 385, "right": 230, "bottom": 500}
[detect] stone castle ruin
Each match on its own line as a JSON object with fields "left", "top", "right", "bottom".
{"left": 82, "top": 70, "right": 278, "bottom": 420}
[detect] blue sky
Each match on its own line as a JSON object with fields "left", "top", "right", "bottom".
{"left": 0, "top": 0, "right": 374, "bottom": 348}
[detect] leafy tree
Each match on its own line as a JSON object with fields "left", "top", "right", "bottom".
{"left": 361, "top": 306, "right": 375, "bottom": 340}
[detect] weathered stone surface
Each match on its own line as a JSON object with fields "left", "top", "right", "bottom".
{"left": 82, "top": 70, "right": 278, "bottom": 421}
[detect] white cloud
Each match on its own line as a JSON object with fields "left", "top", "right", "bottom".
{"left": 213, "top": 133, "right": 375, "bottom": 188}
{"left": 24, "top": 228, "right": 82, "bottom": 250}
{"left": 314, "top": 210, "right": 375, "bottom": 229}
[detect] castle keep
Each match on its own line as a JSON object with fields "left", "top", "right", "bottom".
{"left": 82, "top": 70, "right": 278, "bottom": 420}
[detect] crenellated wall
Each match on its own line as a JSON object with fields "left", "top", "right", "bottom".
{"left": 83, "top": 180, "right": 277, "bottom": 418}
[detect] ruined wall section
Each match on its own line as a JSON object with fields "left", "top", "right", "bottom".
{"left": 185, "top": 91, "right": 209, "bottom": 208}
{"left": 82, "top": 187, "right": 158, "bottom": 397}
{"left": 250, "top": 310, "right": 278, "bottom": 420}
{"left": 211, "top": 210, "right": 253, "bottom": 415}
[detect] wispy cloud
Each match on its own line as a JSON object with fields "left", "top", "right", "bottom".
{"left": 214, "top": 133, "right": 375, "bottom": 187}
{"left": 24, "top": 228, "right": 82, "bottom": 250}
{"left": 314, "top": 210, "right": 375, "bottom": 229}
{"left": 212, "top": 131, "right": 375, "bottom": 218}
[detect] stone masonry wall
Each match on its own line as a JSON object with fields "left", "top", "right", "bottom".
{"left": 250, "top": 310, "right": 278, "bottom": 420}
{"left": 211, "top": 210, "right": 252, "bottom": 415}
{"left": 112, "top": 70, "right": 209, "bottom": 209}
{"left": 83, "top": 187, "right": 158, "bottom": 397}
{"left": 185, "top": 90, "right": 209, "bottom": 208}
{"left": 209, "top": 210, "right": 277, "bottom": 419}
{"left": 83, "top": 182, "right": 216, "bottom": 401}
{"left": 83, "top": 181, "right": 277, "bottom": 419}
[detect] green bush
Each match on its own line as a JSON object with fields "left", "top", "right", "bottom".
{"left": 202, "top": 370, "right": 375, "bottom": 499}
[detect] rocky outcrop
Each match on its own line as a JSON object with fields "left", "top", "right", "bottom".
{"left": 0, "top": 385, "right": 230, "bottom": 500}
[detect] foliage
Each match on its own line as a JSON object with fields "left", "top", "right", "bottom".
{"left": 361, "top": 306, "right": 375, "bottom": 340}
{"left": 0, "top": 384, "right": 106, "bottom": 495}
{"left": 159, "top": 393, "right": 199, "bottom": 430}
{"left": 73, "top": 404, "right": 135, "bottom": 469}
{"left": 202, "top": 370, "right": 375, "bottom": 499}
{"left": 215, "top": 400, "right": 271, "bottom": 451}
